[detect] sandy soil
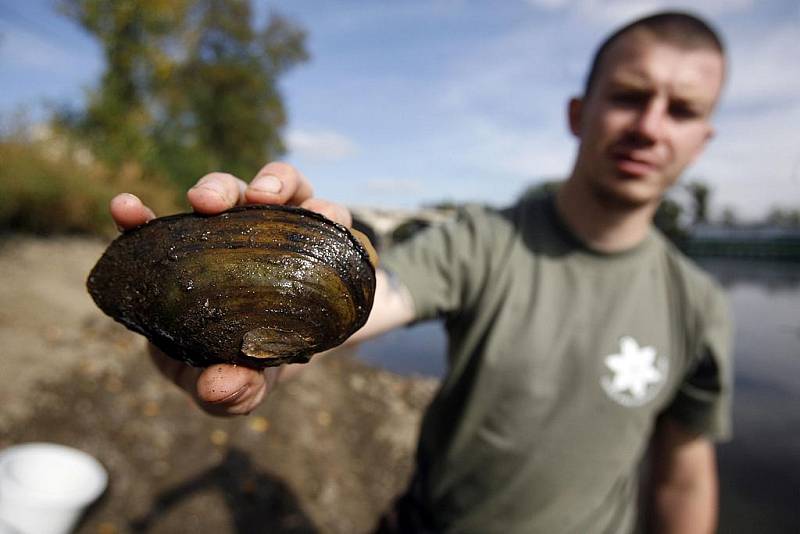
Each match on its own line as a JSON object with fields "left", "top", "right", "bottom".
{"left": 0, "top": 235, "right": 437, "bottom": 534}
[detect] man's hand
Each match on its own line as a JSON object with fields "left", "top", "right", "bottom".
{"left": 110, "top": 162, "right": 352, "bottom": 416}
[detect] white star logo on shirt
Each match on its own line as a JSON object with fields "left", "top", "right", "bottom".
{"left": 601, "top": 336, "right": 667, "bottom": 407}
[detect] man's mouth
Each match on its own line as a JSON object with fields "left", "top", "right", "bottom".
{"left": 610, "top": 152, "right": 659, "bottom": 177}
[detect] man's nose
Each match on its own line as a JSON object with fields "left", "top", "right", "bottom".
{"left": 631, "top": 99, "right": 667, "bottom": 141}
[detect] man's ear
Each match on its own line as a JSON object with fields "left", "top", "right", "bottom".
{"left": 705, "top": 125, "right": 715, "bottom": 144}
{"left": 689, "top": 125, "right": 716, "bottom": 165}
{"left": 568, "top": 97, "right": 583, "bottom": 138}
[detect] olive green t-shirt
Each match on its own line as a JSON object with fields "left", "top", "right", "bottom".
{"left": 380, "top": 193, "right": 733, "bottom": 534}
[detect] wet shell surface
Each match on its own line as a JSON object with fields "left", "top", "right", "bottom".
{"left": 87, "top": 205, "right": 376, "bottom": 368}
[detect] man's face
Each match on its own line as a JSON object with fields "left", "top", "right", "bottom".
{"left": 569, "top": 29, "right": 725, "bottom": 210}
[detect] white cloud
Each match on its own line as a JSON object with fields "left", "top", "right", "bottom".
{"left": 286, "top": 129, "right": 358, "bottom": 162}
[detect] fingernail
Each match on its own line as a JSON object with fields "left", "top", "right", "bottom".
{"left": 251, "top": 175, "right": 282, "bottom": 194}
{"left": 213, "top": 384, "right": 249, "bottom": 405}
{"left": 191, "top": 181, "right": 228, "bottom": 201}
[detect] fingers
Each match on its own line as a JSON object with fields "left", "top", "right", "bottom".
{"left": 248, "top": 163, "right": 351, "bottom": 227}
{"left": 195, "top": 364, "right": 273, "bottom": 416}
{"left": 110, "top": 193, "right": 156, "bottom": 231}
{"left": 113, "top": 163, "right": 318, "bottom": 228}
{"left": 183, "top": 164, "right": 347, "bottom": 231}
{"left": 187, "top": 172, "right": 248, "bottom": 214}
{"left": 246, "top": 162, "right": 314, "bottom": 206}
{"left": 149, "top": 345, "right": 276, "bottom": 416}
{"left": 300, "top": 197, "right": 352, "bottom": 228}
{"left": 148, "top": 344, "right": 203, "bottom": 396}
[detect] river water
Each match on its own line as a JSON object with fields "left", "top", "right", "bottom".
{"left": 355, "top": 258, "right": 800, "bottom": 532}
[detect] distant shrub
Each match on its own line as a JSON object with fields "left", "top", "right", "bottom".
{"left": 0, "top": 135, "right": 181, "bottom": 237}
{"left": 391, "top": 218, "right": 431, "bottom": 244}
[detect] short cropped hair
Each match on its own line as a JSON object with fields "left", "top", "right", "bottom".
{"left": 583, "top": 11, "right": 725, "bottom": 96}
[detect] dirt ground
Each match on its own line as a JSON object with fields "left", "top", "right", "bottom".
{"left": 0, "top": 235, "right": 438, "bottom": 534}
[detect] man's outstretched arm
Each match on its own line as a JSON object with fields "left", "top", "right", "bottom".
{"left": 111, "top": 162, "right": 415, "bottom": 416}
{"left": 647, "top": 417, "right": 719, "bottom": 534}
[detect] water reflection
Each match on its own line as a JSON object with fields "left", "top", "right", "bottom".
{"left": 356, "top": 258, "right": 800, "bottom": 531}
{"left": 697, "top": 257, "right": 800, "bottom": 293}
{"left": 357, "top": 321, "right": 447, "bottom": 378}
{"left": 699, "top": 259, "right": 800, "bottom": 533}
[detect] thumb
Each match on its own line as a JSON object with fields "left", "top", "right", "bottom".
{"left": 195, "top": 364, "right": 276, "bottom": 416}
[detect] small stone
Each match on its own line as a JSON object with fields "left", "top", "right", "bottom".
{"left": 210, "top": 429, "right": 228, "bottom": 446}
{"left": 317, "top": 410, "right": 332, "bottom": 427}
{"left": 248, "top": 416, "right": 269, "bottom": 433}
{"left": 142, "top": 401, "right": 160, "bottom": 417}
{"left": 104, "top": 376, "right": 123, "bottom": 393}
{"left": 349, "top": 374, "right": 366, "bottom": 392}
{"left": 44, "top": 324, "right": 64, "bottom": 343}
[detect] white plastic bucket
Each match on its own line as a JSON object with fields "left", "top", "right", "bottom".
{"left": 0, "top": 443, "right": 108, "bottom": 534}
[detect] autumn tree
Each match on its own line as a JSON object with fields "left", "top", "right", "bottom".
{"left": 58, "top": 0, "right": 308, "bottom": 190}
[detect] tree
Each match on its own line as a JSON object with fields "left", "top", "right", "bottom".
{"left": 57, "top": 0, "right": 308, "bottom": 190}
{"left": 685, "top": 181, "right": 710, "bottom": 225}
{"left": 653, "top": 197, "right": 687, "bottom": 244}
{"left": 720, "top": 207, "right": 738, "bottom": 227}
{"left": 766, "top": 207, "right": 800, "bottom": 227}
{"left": 57, "top": 0, "right": 186, "bottom": 166}
{"left": 155, "top": 2, "right": 308, "bottom": 187}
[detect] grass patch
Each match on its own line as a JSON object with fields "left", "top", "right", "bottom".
{"left": 0, "top": 134, "right": 182, "bottom": 237}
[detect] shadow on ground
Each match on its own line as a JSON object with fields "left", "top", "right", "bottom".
{"left": 2, "top": 307, "right": 436, "bottom": 534}
{"left": 130, "top": 448, "right": 316, "bottom": 533}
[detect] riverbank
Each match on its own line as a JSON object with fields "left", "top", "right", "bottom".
{"left": 0, "top": 235, "right": 438, "bottom": 533}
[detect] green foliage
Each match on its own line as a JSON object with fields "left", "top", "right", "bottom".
{"left": 766, "top": 207, "right": 800, "bottom": 227}
{"left": 1, "top": 0, "right": 308, "bottom": 236}
{"left": 685, "top": 180, "right": 710, "bottom": 224}
{"left": 56, "top": 0, "right": 186, "bottom": 167}
{"left": 0, "top": 137, "right": 111, "bottom": 235}
{"left": 0, "top": 132, "right": 180, "bottom": 237}
{"left": 720, "top": 207, "right": 738, "bottom": 227}
{"left": 520, "top": 179, "right": 563, "bottom": 200}
{"left": 57, "top": 0, "right": 308, "bottom": 191}
{"left": 653, "top": 197, "right": 688, "bottom": 244}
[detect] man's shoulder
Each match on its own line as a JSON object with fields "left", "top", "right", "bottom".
{"left": 437, "top": 196, "right": 538, "bottom": 241}
{"left": 652, "top": 230, "right": 727, "bottom": 310}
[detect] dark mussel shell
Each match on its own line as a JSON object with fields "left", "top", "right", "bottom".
{"left": 87, "top": 205, "right": 376, "bottom": 367}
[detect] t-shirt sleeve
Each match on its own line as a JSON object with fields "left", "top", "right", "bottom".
{"left": 663, "top": 283, "right": 734, "bottom": 441}
{"left": 379, "top": 205, "right": 491, "bottom": 322}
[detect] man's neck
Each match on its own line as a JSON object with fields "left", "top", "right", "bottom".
{"left": 555, "top": 177, "right": 657, "bottom": 254}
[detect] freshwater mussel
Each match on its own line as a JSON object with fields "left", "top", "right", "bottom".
{"left": 87, "top": 205, "right": 377, "bottom": 368}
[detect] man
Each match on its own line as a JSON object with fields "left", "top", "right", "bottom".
{"left": 112, "top": 11, "right": 732, "bottom": 533}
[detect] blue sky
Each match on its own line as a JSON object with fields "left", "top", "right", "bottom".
{"left": 1, "top": 0, "right": 798, "bottom": 219}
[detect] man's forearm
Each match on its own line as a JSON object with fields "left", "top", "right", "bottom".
{"left": 650, "top": 469, "right": 718, "bottom": 534}
{"left": 648, "top": 418, "right": 719, "bottom": 534}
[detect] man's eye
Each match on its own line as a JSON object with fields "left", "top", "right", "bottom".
{"left": 669, "top": 103, "right": 700, "bottom": 120}
{"left": 611, "top": 92, "right": 648, "bottom": 107}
